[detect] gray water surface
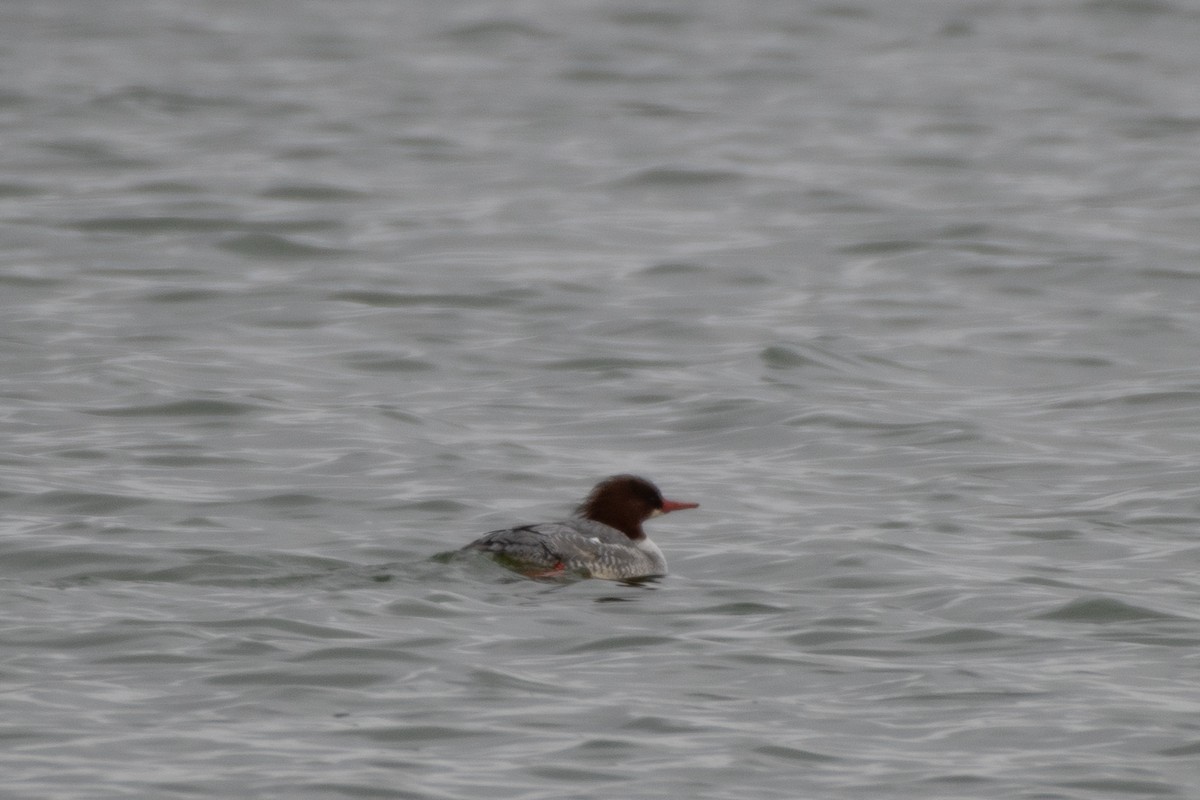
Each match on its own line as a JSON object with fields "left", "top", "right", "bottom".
{"left": 3, "top": 2, "right": 1200, "bottom": 798}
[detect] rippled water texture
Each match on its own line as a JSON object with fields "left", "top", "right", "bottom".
{"left": 3, "top": 1, "right": 1200, "bottom": 798}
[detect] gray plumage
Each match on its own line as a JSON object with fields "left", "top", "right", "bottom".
{"left": 462, "top": 517, "right": 667, "bottom": 580}
{"left": 460, "top": 475, "right": 694, "bottom": 581}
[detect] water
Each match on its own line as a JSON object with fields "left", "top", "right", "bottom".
{"left": 3, "top": 1, "right": 1200, "bottom": 797}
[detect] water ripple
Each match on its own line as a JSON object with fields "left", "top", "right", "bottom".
{"left": 3, "top": 1, "right": 1200, "bottom": 797}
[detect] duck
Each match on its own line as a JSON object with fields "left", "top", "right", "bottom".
{"left": 460, "top": 474, "right": 698, "bottom": 580}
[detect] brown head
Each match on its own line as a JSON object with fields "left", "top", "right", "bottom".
{"left": 574, "top": 474, "right": 699, "bottom": 540}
